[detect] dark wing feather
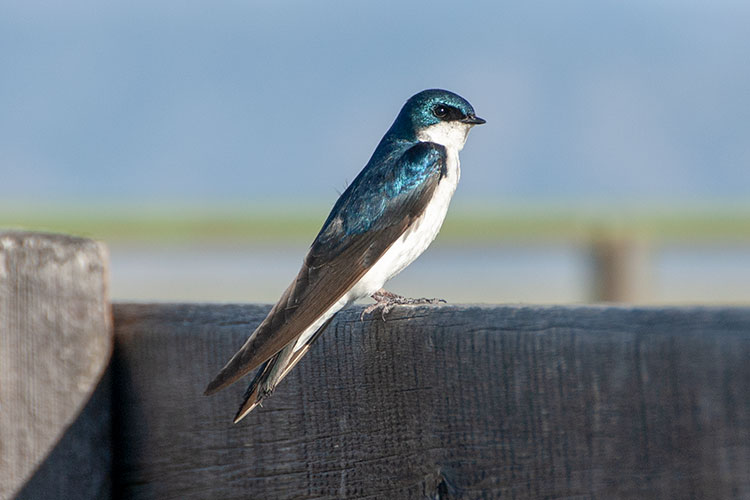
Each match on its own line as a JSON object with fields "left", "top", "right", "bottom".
{"left": 204, "top": 142, "right": 447, "bottom": 395}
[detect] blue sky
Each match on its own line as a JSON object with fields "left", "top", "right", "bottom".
{"left": 2, "top": 1, "right": 749, "bottom": 207}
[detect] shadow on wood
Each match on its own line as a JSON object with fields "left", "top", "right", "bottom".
{"left": 112, "top": 303, "right": 750, "bottom": 500}
{"left": 16, "top": 369, "right": 112, "bottom": 500}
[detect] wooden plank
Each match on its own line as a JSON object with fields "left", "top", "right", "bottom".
{"left": 0, "top": 232, "right": 112, "bottom": 500}
{"left": 112, "top": 303, "right": 750, "bottom": 499}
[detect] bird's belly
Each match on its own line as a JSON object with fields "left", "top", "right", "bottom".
{"left": 289, "top": 193, "right": 451, "bottom": 352}
{"left": 293, "top": 152, "right": 459, "bottom": 352}
{"left": 348, "top": 153, "right": 460, "bottom": 299}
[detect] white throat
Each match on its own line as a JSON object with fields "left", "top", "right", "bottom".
{"left": 416, "top": 121, "right": 472, "bottom": 152}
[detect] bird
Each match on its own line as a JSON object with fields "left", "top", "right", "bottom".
{"left": 204, "top": 89, "right": 485, "bottom": 422}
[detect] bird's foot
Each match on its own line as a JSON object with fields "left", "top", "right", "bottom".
{"left": 360, "top": 289, "right": 446, "bottom": 321}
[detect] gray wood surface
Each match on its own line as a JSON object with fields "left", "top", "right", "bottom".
{"left": 0, "top": 232, "right": 112, "bottom": 500}
{"left": 113, "top": 303, "right": 750, "bottom": 500}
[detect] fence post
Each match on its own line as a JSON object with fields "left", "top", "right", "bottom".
{"left": 0, "top": 232, "right": 113, "bottom": 500}
{"left": 589, "top": 236, "right": 651, "bottom": 302}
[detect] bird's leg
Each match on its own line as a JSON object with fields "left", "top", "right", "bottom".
{"left": 360, "top": 289, "right": 446, "bottom": 320}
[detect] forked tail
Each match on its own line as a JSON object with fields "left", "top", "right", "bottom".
{"left": 232, "top": 316, "right": 336, "bottom": 423}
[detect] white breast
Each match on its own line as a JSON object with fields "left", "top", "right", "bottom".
{"left": 346, "top": 147, "right": 460, "bottom": 300}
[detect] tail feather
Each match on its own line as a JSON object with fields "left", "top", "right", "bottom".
{"left": 232, "top": 316, "right": 336, "bottom": 423}
{"left": 232, "top": 361, "right": 273, "bottom": 423}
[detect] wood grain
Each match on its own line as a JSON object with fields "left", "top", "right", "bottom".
{"left": 0, "top": 232, "right": 112, "bottom": 500}
{"left": 113, "top": 303, "right": 750, "bottom": 500}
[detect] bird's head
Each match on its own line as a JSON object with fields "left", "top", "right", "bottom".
{"left": 392, "top": 89, "right": 485, "bottom": 151}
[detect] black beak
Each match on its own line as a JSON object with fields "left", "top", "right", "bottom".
{"left": 461, "top": 114, "right": 486, "bottom": 125}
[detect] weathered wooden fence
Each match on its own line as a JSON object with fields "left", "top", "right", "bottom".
{"left": 2, "top": 231, "right": 750, "bottom": 499}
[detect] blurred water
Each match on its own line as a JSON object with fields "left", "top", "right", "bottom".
{"left": 655, "top": 245, "right": 750, "bottom": 304}
{"left": 109, "top": 242, "right": 750, "bottom": 305}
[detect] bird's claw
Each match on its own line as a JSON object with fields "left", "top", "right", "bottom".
{"left": 359, "top": 289, "right": 446, "bottom": 321}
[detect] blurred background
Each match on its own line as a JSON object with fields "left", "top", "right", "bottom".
{"left": 2, "top": 1, "right": 749, "bottom": 305}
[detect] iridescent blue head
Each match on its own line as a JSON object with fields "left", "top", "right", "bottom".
{"left": 386, "top": 89, "right": 485, "bottom": 151}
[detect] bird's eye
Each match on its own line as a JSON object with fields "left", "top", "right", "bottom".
{"left": 433, "top": 105, "right": 448, "bottom": 118}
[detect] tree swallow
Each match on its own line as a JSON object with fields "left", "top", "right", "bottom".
{"left": 204, "top": 89, "right": 485, "bottom": 422}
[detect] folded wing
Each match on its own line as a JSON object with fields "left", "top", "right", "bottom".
{"left": 204, "top": 141, "right": 447, "bottom": 395}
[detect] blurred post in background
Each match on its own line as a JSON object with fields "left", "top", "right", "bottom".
{"left": 589, "top": 236, "right": 652, "bottom": 303}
